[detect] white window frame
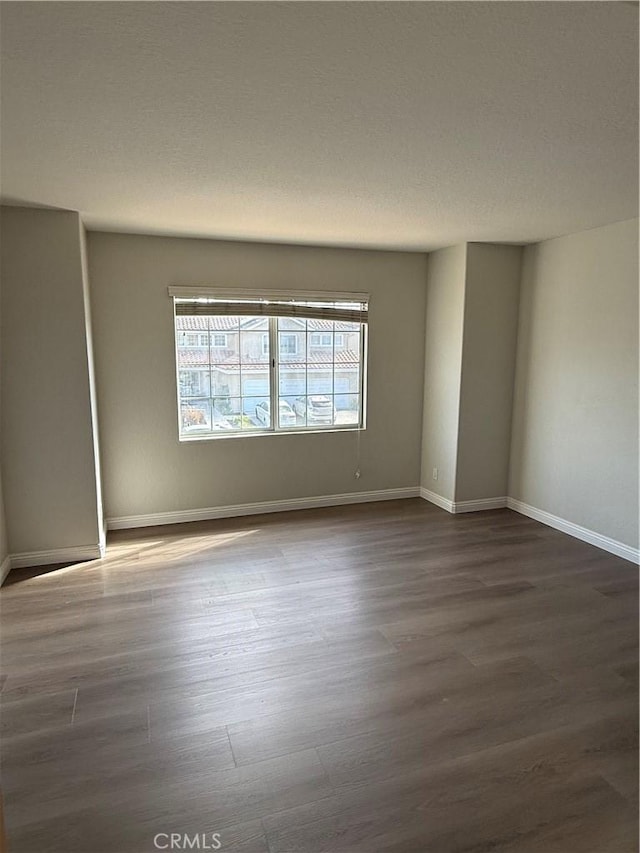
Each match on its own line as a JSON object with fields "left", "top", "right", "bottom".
{"left": 170, "top": 288, "right": 368, "bottom": 440}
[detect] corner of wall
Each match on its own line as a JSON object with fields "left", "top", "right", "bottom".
{"left": 0, "top": 206, "right": 104, "bottom": 558}
{"left": 419, "top": 243, "right": 467, "bottom": 503}
{"left": 78, "top": 220, "right": 106, "bottom": 544}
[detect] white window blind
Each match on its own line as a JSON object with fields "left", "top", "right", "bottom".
{"left": 168, "top": 287, "right": 369, "bottom": 325}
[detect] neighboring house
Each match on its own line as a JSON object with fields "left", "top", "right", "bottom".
{"left": 176, "top": 316, "right": 362, "bottom": 424}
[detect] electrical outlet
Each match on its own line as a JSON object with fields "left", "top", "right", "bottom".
{"left": 432, "top": 467, "right": 438, "bottom": 481}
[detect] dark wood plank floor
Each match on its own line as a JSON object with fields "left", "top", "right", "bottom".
{"left": 1, "top": 499, "right": 638, "bottom": 853}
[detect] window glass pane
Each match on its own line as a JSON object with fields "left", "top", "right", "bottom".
{"left": 335, "top": 365, "right": 360, "bottom": 396}
{"left": 292, "top": 394, "right": 335, "bottom": 427}
{"left": 279, "top": 331, "right": 303, "bottom": 362}
{"left": 179, "top": 370, "right": 210, "bottom": 398}
{"left": 181, "top": 399, "right": 212, "bottom": 433}
{"left": 241, "top": 373, "right": 269, "bottom": 399}
{"left": 211, "top": 364, "right": 238, "bottom": 399}
{"left": 309, "top": 332, "right": 334, "bottom": 347}
{"left": 253, "top": 399, "right": 272, "bottom": 428}
{"left": 307, "top": 370, "right": 333, "bottom": 395}
{"left": 241, "top": 318, "right": 269, "bottom": 364}
{"left": 212, "top": 396, "right": 241, "bottom": 430}
{"left": 338, "top": 329, "right": 361, "bottom": 363}
{"left": 292, "top": 396, "right": 307, "bottom": 427}
{"left": 210, "top": 316, "right": 240, "bottom": 331}
{"left": 335, "top": 394, "right": 360, "bottom": 425}
{"left": 278, "top": 317, "right": 306, "bottom": 332}
{"left": 210, "top": 331, "right": 239, "bottom": 365}
{"left": 278, "top": 399, "right": 297, "bottom": 428}
{"left": 241, "top": 398, "right": 268, "bottom": 429}
{"left": 279, "top": 371, "right": 305, "bottom": 403}
{"left": 208, "top": 317, "right": 239, "bottom": 365}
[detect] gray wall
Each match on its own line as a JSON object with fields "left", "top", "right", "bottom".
{"left": 0, "top": 250, "right": 7, "bottom": 574}
{"left": 509, "top": 218, "right": 639, "bottom": 549}
{"left": 1, "top": 211, "right": 635, "bottom": 559}
{"left": 420, "top": 245, "right": 466, "bottom": 502}
{"left": 87, "top": 232, "right": 428, "bottom": 521}
{"left": 0, "top": 445, "right": 7, "bottom": 575}
{"left": 79, "top": 223, "right": 106, "bottom": 548}
{"left": 455, "top": 243, "right": 522, "bottom": 501}
{"left": 0, "top": 207, "right": 103, "bottom": 555}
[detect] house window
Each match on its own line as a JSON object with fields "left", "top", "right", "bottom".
{"left": 178, "top": 332, "right": 208, "bottom": 347}
{"left": 170, "top": 289, "right": 368, "bottom": 438}
{"left": 279, "top": 334, "right": 298, "bottom": 355}
{"left": 310, "top": 332, "right": 344, "bottom": 347}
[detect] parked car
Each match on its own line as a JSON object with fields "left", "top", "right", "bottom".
{"left": 255, "top": 399, "right": 296, "bottom": 427}
{"left": 293, "top": 395, "right": 336, "bottom": 424}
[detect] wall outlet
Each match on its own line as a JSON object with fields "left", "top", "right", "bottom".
{"left": 432, "top": 467, "right": 438, "bottom": 481}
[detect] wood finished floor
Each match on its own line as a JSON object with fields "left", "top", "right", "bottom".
{"left": 0, "top": 499, "right": 638, "bottom": 853}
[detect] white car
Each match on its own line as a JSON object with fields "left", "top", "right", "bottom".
{"left": 255, "top": 399, "right": 296, "bottom": 427}
{"left": 293, "top": 395, "right": 336, "bottom": 424}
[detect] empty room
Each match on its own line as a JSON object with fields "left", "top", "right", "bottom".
{"left": 0, "top": 2, "right": 638, "bottom": 852}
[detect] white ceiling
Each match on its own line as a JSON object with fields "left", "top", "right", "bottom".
{"left": 1, "top": 2, "right": 638, "bottom": 251}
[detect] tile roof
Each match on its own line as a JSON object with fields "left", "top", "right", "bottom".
{"left": 178, "top": 350, "right": 360, "bottom": 369}
{"left": 176, "top": 316, "right": 358, "bottom": 332}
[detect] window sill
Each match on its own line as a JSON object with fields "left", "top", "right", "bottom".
{"left": 178, "top": 425, "right": 364, "bottom": 442}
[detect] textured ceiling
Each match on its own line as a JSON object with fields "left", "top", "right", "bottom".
{"left": 1, "top": 2, "right": 638, "bottom": 250}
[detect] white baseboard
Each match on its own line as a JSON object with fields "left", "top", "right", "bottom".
{"left": 9, "top": 544, "right": 104, "bottom": 570}
{"left": 5, "top": 492, "right": 634, "bottom": 569}
{"left": 106, "top": 486, "right": 421, "bottom": 530}
{"left": 420, "top": 489, "right": 507, "bottom": 514}
{"left": 506, "top": 498, "right": 639, "bottom": 565}
{"left": 420, "top": 488, "right": 638, "bottom": 565}
{"left": 419, "top": 487, "right": 455, "bottom": 513}
{"left": 0, "top": 554, "right": 11, "bottom": 586}
{"left": 453, "top": 496, "right": 508, "bottom": 513}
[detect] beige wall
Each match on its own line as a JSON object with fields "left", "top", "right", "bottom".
{"left": 0, "top": 207, "right": 103, "bottom": 555}
{"left": 87, "top": 232, "right": 427, "bottom": 521}
{"left": 509, "top": 218, "right": 639, "bottom": 549}
{"left": 456, "top": 243, "right": 522, "bottom": 501}
{"left": 420, "top": 244, "right": 466, "bottom": 502}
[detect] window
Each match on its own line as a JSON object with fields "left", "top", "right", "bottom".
{"left": 279, "top": 334, "right": 298, "bottom": 355}
{"left": 170, "top": 288, "right": 368, "bottom": 438}
{"left": 310, "top": 332, "right": 344, "bottom": 347}
{"left": 178, "top": 332, "right": 209, "bottom": 347}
